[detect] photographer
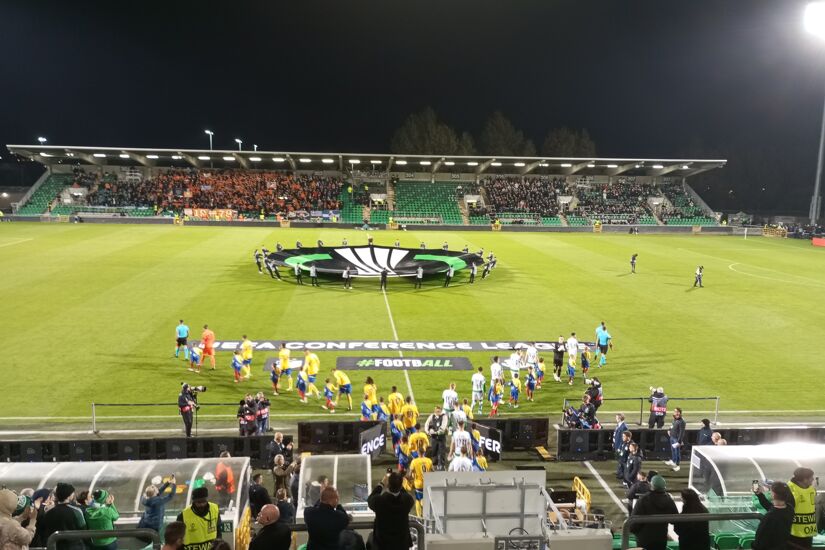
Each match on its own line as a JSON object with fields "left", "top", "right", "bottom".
{"left": 179, "top": 384, "right": 197, "bottom": 438}
{"left": 647, "top": 386, "right": 668, "bottom": 429}
{"left": 425, "top": 406, "right": 449, "bottom": 470}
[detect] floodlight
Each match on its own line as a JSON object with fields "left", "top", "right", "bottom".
{"left": 234, "top": 138, "right": 242, "bottom": 144}
{"left": 198, "top": 155, "right": 210, "bottom": 160}
{"left": 322, "top": 158, "right": 334, "bottom": 164}
{"left": 539, "top": 163, "right": 549, "bottom": 167}
{"left": 652, "top": 164, "right": 664, "bottom": 169}
{"left": 204, "top": 130, "right": 214, "bottom": 136}
{"left": 560, "top": 163, "right": 572, "bottom": 168}
{"left": 249, "top": 156, "right": 262, "bottom": 162}
{"left": 587, "top": 163, "right": 595, "bottom": 168}
{"left": 349, "top": 159, "right": 361, "bottom": 164}
{"left": 1, "top": 192, "right": 8, "bottom": 198}
{"left": 419, "top": 160, "right": 431, "bottom": 166}
{"left": 93, "top": 153, "right": 106, "bottom": 158}
{"left": 40, "top": 152, "right": 52, "bottom": 157}
{"left": 444, "top": 161, "right": 455, "bottom": 166}
{"left": 395, "top": 160, "right": 408, "bottom": 165}
{"left": 66, "top": 153, "right": 74, "bottom": 157}
{"left": 146, "top": 154, "right": 159, "bottom": 159}
{"left": 172, "top": 155, "right": 182, "bottom": 160}
{"left": 466, "top": 161, "right": 478, "bottom": 166}
{"left": 607, "top": 164, "right": 618, "bottom": 168}
{"left": 682, "top": 164, "right": 690, "bottom": 169}
{"left": 806, "top": 2, "right": 825, "bottom": 39}
{"left": 490, "top": 162, "right": 502, "bottom": 167}
{"left": 119, "top": 153, "right": 130, "bottom": 159}
{"left": 298, "top": 158, "right": 311, "bottom": 163}
{"left": 37, "top": 137, "right": 47, "bottom": 144}
{"left": 513, "top": 162, "right": 525, "bottom": 167}
{"left": 222, "top": 156, "right": 235, "bottom": 161}
{"left": 635, "top": 164, "right": 641, "bottom": 168}
{"left": 273, "top": 157, "right": 286, "bottom": 162}
{"left": 370, "top": 160, "right": 382, "bottom": 164}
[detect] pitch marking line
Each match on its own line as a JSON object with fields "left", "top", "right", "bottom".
{"left": 382, "top": 287, "right": 415, "bottom": 402}
{"left": 583, "top": 460, "right": 628, "bottom": 516}
{"left": 0, "top": 238, "right": 33, "bottom": 249}
{"left": 728, "top": 263, "right": 825, "bottom": 287}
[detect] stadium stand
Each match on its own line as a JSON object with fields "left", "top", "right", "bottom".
{"left": 392, "top": 180, "right": 464, "bottom": 224}
{"left": 573, "top": 178, "right": 659, "bottom": 225}
{"left": 15, "top": 173, "right": 73, "bottom": 215}
{"left": 661, "top": 183, "right": 717, "bottom": 226}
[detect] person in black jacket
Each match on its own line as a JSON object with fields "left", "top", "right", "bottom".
{"left": 674, "top": 488, "right": 709, "bottom": 550}
{"left": 696, "top": 419, "right": 713, "bottom": 445}
{"left": 304, "top": 487, "right": 348, "bottom": 550}
{"left": 39, "top": 483, "right": 87, "bottom": 550}
{"left": 338, "top": 514, "right": 366, "bottom": 550}
{"left": 623, "top": 442, "right": 643, "bottom": 488}
{"left": 630, "top": 475, "right": 678, "bottom": 550}
{"left": 367, "top": 472, "right": 415, "bottom": 550}
{"left": 665, "top": 408, "right": 686, "bottom": 471}
{"left": 248, "top": 474, "right": 272, "bottom": 518}
{"left": 274, "top": 489, "right": 295, "bottom": 525}
{"left": 626, "top": 470, "right": 657, "bottom": 515}
{"left": 249, "top": 504, "right": 291, "bottom": 550}
{"left": 753, "top": 481, "right": 794, "bottom": 550}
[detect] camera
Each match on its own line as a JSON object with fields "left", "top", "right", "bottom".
{"left": 182, "top": 383, "right": 207, "bottom": 393}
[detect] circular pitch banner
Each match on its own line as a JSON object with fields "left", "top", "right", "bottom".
{"left": 267, "top": 246, "right": 483, "bottom": 277}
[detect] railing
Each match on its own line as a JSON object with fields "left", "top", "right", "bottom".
{"left": 48, "top": 529, "right": 160, "bottom": 550}
{"left": 620, "top": 512, "right": 761, "bottom": 550}
{"left": 561, "top": 395, "right": 720, "bottom": 427}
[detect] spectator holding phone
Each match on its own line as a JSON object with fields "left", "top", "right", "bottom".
{"left": 84, "top": 490, "right": 119, "bottom": 550}
{"left": 139, "top": 476, "right": 177, "bottom": 532}
{"left": 753, "top": 481, "right": 794, "bottom": 550}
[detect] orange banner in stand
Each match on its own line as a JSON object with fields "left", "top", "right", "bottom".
{"left": 184, "top": 208, "right": 237, "bottom": 221}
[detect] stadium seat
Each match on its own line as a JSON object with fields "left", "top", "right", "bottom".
{"left": 712, "top": 533, "right": 741, "bottom": 549}
{"left": 738, "top": 534, "right": 755, "bottom": 549}
{"left": 393, "top": 181, "right": 464, "bottom": 224}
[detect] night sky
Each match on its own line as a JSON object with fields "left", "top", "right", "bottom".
{"left": 1, "top": 0, "right": 823, "bottom": 212}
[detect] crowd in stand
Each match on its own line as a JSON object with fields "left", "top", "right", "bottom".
{"left": 477, "top": 176, "right": 566, "bottom": 218}
{"left": 80, "top": 169, "right": 345, "bottom": 216}
{"left": 573, "top": 179, "right": 658, "bottom": 224}
{"left": 659, "top": 183, "right": 700, "bottom": 219}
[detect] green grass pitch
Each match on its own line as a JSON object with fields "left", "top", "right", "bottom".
{"left": 1, "top": 222, "right": 824, "bottom": 429}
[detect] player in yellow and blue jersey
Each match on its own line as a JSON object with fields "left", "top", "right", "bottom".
{"left": 278, "top": 343, "right": 293, "bottom": 392}
{"left": 332, "top": 366, "right": 353, "bottom": 410}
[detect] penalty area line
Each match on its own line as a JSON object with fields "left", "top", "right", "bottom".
{"left": 382, "top": 287, "right": 415, "bottom": 402}
{"left": 583, "top": 460, "right": 628, "bottom": 516}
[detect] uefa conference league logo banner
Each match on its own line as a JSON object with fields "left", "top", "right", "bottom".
{"left": 359, "top": 423, "right": 387, "bottom": 459}
{"left": 207, "top": 340, "right": 595, "bottom": 352}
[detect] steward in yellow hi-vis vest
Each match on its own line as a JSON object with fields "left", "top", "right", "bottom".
{"left": 177, "top": 487, "right": 220, "bottom": 550}
{"left": 789, "top": 467, "right": 818, "bottom": 544}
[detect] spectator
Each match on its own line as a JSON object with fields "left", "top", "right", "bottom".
{"left": 40, "top": 483, "right": 86, "bottom": 550}
{"left": 788, "top": 467, "right": 818, "bottom": 548}
{"left": 696, "top": 419, "right": 713, "bottom": 445}
{"left": 274, "top": 489, "right": 295, "bottom": 525}
{"left": 249, "top": 504, "right": 291, "bottom": 550}
{"left": 176, "top": 487, "right": 220, "bottom": 550}
{"left": 304, "top": 486, "right": 348, "bottom": 550}
{"left": 161, "top": 521, "right": 186, "bottom": 550}
{"left": 84, "top": 490, "right": 119, "bottom": 550}
{"left": 29, "top": 489, "right": 53, "bottom": 548}
{"left": 753, "top": 481, "right": 794, "bottom": 550}
{"left": 674, "top": 488, "right": 709, "bottom": 550}
{"left": 626, "top": 470, "right": 657, "bottom": 515}
{"left": 711, "top": 432, "right": 727, "bottom": 445}
{"left": 630, "top": 475, "right": 678, "bottom": 550}
{"left": 612, "top": 413, "right": 628, "bottom": 453}
{"left": 138, "top": 476, "right": 177, "bottom": 532}
{"left": 248, "top": 474, "right": 272, "bottom": 518}
{"left": 267, "top": 433, "right": 286, "bottom": 468}
{"left": 367, "top": 472, "right": 414, "bottom": 550}
{"left": 0, "top": 489, "right": 36, "bottom": 550}
{"left": 338, "top": 514, "right": 366, "bottom": 550}
{"left": 665, "top": 408, "right": 686, "bottom": 471}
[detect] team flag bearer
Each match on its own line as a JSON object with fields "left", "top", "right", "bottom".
{"left": 322, "top": 378, "right": 336, "bottom": 413}
{"left": 175, "top": 320, "right": 190, "bottom": 359}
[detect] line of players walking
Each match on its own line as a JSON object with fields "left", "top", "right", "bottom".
{"left": 253, "top": 239, "right": 497, "bottom": 289}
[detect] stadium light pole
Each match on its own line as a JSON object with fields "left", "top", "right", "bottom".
{"left": 805, "top": 2, "right": 825, "bottom": 224}
{"left": 37, "top": 136, "right": 47, "bottom": 144}
{"left": 204, "top": 130, "right": 214, "bottom": 151}
{"left": 253, "top": 144, "right": 258, "bottom": 151}
{"left": 235, "top": 138, "right": 243, "bottom": 151}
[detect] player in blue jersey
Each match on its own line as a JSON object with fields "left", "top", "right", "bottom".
{"left": 525, "top": 366, "right": 536, "bottom": 402}
{"left": 175, "top": 320, "right": 190, "bottom": 359}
